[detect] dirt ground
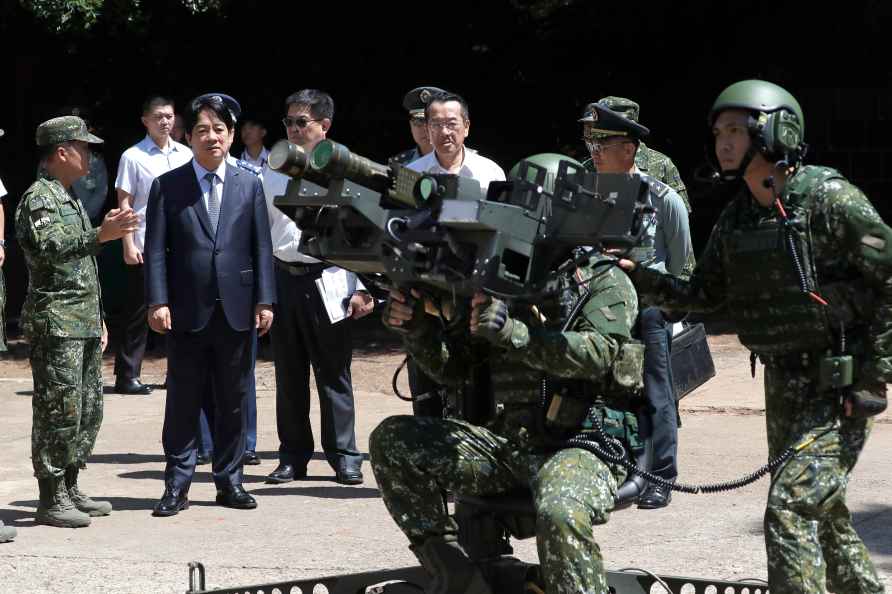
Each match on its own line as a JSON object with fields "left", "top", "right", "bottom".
{"left": 0, "top": 320, "right": 890, "bottom": 593}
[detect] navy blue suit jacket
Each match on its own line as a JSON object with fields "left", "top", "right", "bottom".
{"left": 144, "top": 160, "right": 275, "bottom": 333}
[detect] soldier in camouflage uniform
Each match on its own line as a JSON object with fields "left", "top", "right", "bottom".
{"left": 15, "top": 116, "right": 139, "bottom": 528}
{"left": 621, "top": 80, "right": 887, "bottom": 593}
{"left": 371, "top": 167, "right": 643, "bottom": 594}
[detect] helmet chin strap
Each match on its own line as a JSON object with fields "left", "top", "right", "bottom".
{"left": 718, "top": 145, "right": 758, "bottom": 182}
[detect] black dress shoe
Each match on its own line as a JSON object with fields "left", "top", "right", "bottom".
{"left": 114, "top": 378, "right": 152, "bottom": 395}
{"left": 152, "top": 487, "right": 189, "bottom": 517}
{"left": 637, "top": 482, "right": 672, "bottom": 509}
{"left": 216, "top": 485, "right": 257, "bottom": 509}
{"left": 266, "top": 463, "right": 306, "bottom": 484}
{"left": 335, "top": 469, "right": 364, "bottom": 485}
{"left": 196, "top": 453, "right": 211, "bottom": 466}
{"left": 242, "top": 451, "right": 261, "bottom": 466}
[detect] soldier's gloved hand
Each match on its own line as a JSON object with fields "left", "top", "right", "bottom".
{"left": 383, "top": 288, "right": 424, "bottom": 335}
{"left": 845, "top": 379, "right": 888, "bottom": 418}
{"left": 470, "top": 292, "right": 514, "bottom": 347}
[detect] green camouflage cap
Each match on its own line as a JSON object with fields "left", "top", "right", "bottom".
{"left": 595, "top": 96, "right": 640, "bottom": 123}
{"left": 35, "top": 116, "right": 103, "bottom": 147}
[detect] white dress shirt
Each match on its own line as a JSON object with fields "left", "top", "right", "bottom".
{"left": 407, "top": 146, "right": 506, "bottom": 193}
{"left": 261, "top": 165, "right": 366, "bottom": 292}
{"left": 115, "top": 135, "right": 192, "bottom": 251}
{"left": 192, "top": 159, "right": 228, "bottom": 213}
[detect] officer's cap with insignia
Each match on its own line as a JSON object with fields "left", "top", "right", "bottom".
{"left": 403, "top": 86, "right": 448, "bottom": 121}
{"left": 578, "top": 102, "right": 649, "bottom": 141}
{"left": 192, "top": 92, "right": 242, "bottom": 122}
{"left": 596, "top": 96, "right": 641, "bottom": 123}
{"left": 36, "top": 116, "right": 104, "bottom": 146}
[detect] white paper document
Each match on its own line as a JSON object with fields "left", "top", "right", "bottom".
{"left": 315, "top": 267, "right": 356, "bottom": 324}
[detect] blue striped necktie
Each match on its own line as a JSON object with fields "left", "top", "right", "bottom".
{"left": 204, "top": 172, "right": 220, "bottom": 234}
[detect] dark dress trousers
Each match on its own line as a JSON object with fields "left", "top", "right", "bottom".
{"left": 144, "top": 160, "right": 274, "bottom": 490}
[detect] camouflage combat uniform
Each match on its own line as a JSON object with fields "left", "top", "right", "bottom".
{"left": 632, "top": 165, "right": 889, "bottom": 593}
{"left": 371, "top": 253, "right": 640, "bottom": 594}
{"left": 15, "top": 175, "right": 105, "bottom": 480}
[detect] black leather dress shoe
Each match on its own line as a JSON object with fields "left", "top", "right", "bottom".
{"left": 242, "top": 451, "right": 261, "bottom": 466}
{"left": 216, "top": 485, "right": 257, "bottom": 509}
{"left": 152, "top": 487, "right": 189, "bottom": 517}
{"left": 114, "top": 378, "right": 152, "bottom": 395}
{"left": 196, "top": 453, "right": 211, "bottom": 466}
{"left": 265, "top": 463, "right": 306, "bottom": 484}
{"left": 335, "top": 469, "right": 364, "bottom": 485}
{"left": 637, "top": 482, "right": 672, "bottom": 509}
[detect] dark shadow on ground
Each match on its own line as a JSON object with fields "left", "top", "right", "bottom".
{"left": 15, "top": 390, "right": 32, "bottom": 396}
{"left": 252, "top": 486, "right": 380, "bottom": 499}
{"left": 88, "top": 452, "right": 166, "bottom": 464}
{"left": 118, "top": 470, "right": 270, "bottom": 484}
{"left": 8, "top": 496, "right": 220, "bottom": 517}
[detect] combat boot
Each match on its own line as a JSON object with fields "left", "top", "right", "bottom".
{"left": 411, "top": 535, "right": 494, "bottom": 594}
{"left": 65, "top": 466, "right": 112, "bottom": 517}
{"left": 35, "top": 477, "right": 91, "bottom": 528}
{"left": 0, "top": 520, "right": 16, "bottom": 543}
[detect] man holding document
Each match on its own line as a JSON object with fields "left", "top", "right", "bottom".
{"left": 262, "top": 89, "right": 374, "bottom": 486}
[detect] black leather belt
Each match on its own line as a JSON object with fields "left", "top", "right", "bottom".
{"left": 274, "top": 258, "right": 326, "bottom": 277}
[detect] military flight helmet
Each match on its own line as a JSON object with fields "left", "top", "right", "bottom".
{"left": 708, "top": 80, "right": 806, "bottom": 180}
{"left": 509, "top": 153, "right": 583, "bottom": 195}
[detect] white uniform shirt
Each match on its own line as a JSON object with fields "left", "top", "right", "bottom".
{"left": 407, "top": 146, "right": 506, "bottom": 193}
{"left": 0, "top": 177, "right": 6, "bottom": 200}
{"left": 261, "top": 165, "right": 365, "bottom": 291}
{"left": 240, "top": 147, "right": 270, "bottom": 169}
{"left": 115, "top": 135, "right": 192, "bottom": 251}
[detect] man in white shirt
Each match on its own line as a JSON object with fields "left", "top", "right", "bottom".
{"left": 404, "top": 91, "right": 506, "bottom": 417}
{"left": 407, "top": 91, "right": 506, "bottom": 193}
{"left": 239, "top": 116, "right": 269, "bottom": 169}
{"left": 114, "top": 96, "right": 192, "bottom": 395}
{"left": 263, "top": 89, "right": 374, "bottom": 486}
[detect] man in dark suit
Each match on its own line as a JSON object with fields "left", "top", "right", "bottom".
{"left": 144, "top": 94, "right": 275, "bottom": 516}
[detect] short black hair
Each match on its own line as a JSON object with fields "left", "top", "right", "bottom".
{"left": 424, "top": 91, "right": 470, "bottom": 121}
{"left": 284, "top": 89, "right": 334, "bottom": 121}
{"left": 185, "top": 94, "right": 235, "bottom": 133}
{"left": 142, "top": 95, "right": 175, "bottom": 115}
{"left": 39, "top": 140, "right": 77, "bottom": 163}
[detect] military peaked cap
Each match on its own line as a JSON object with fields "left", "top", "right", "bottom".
{"left": 579, "top": 103, "right": 650, "bottom": 140}
{"left": 596, "top": 96, "right": 641, "bottom": 122}
{"left": 403, "top": 86, "right": 448, "bottom": 120}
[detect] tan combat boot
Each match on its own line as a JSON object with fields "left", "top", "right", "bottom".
{"left": 0, "top": 520, "right": 16, "bottom": 543}
{"left": 65, "top": 466, "right": 112, "bottom": 517}
{"left": 35, "top": 477, "right": 91, "bottom": 528}
{"left": 411, "top": 535, "right": 494, "bottom": 594}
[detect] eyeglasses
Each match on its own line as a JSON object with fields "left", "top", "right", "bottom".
{"left": 409, "top": 119, "right": 427, "bottom": 128}
{"left": 583, "top": 139, "right": 632, "bottom": 154}
{"left": 428, "top": 119, "right": 465, "bottom": 132}
{"left": 282, "top": 116, "right": 323, "bottom": 129}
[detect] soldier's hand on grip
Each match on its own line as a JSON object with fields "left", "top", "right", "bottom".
{"left": 470, "top": 292, "right": 514, "bottom": 347}
{"left": 383, "top": 288, "right": 423, "bottom": 334}
{"left": 845, "top": 379, "right": 888, "bottom": 418}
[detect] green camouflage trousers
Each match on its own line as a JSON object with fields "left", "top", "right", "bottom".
{"left": 370, "top": 415, "right": 621, "bottom": 594}
{"left": 30, "top": 336, "right": 103, "bottom": 478}
{"left": 764, "top": 363, "right": 884, "bottom": 594}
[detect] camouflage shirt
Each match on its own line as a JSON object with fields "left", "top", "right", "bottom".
{"left": 633, "top": 165, "right": 892, "bottom": 383}
{"left": 15, "top": 176, "right": 103, "bottom": 339}
{"left": 403, "top": 253, "right": 639, "bottom": 449}
{"left": 583, "top": 142, "right": 690, "bottom": 212}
